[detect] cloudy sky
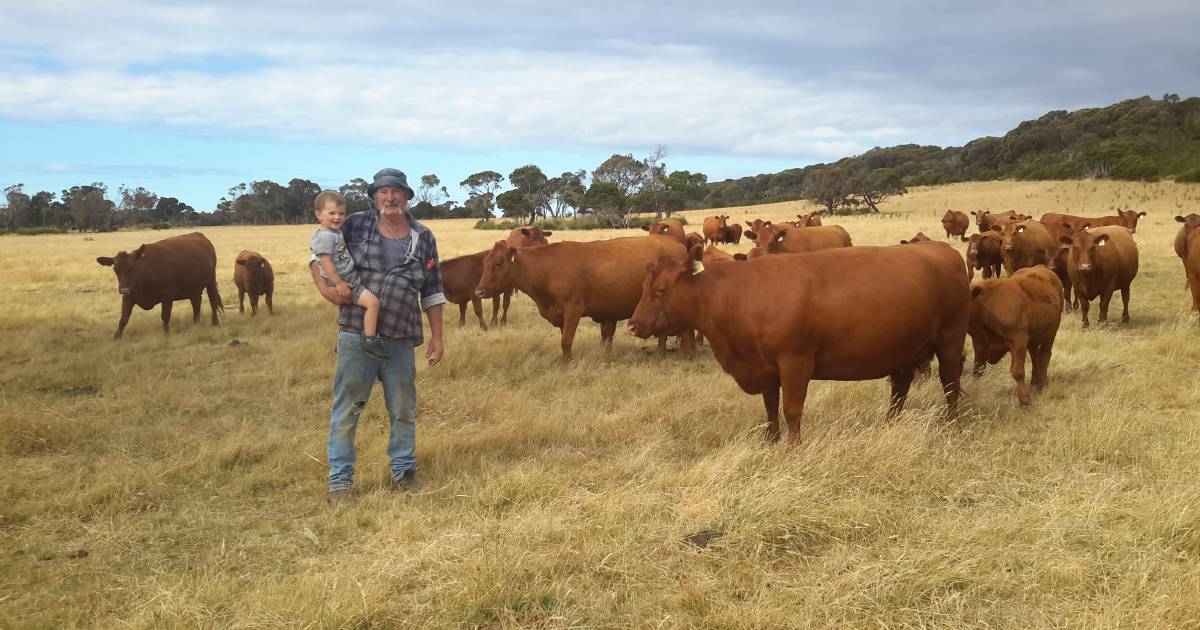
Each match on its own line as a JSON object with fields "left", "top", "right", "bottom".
{"left": 2, "top": 1, "right": 1197, "bottom": 210}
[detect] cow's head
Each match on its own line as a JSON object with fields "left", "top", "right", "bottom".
{"left": 1059, "top": 229, "right": 1110, "bottom": 273}
{"left": 1176, "top": 213, "right": 1200, "bottom": 231}
{"left": 475, "top": 240, "right": 518, "bottom": 298}
{"left": 236, "top": 252, "right": 268, "bottom": 273}
{"left": 1117, "top": 209, "right": 1148, "bottom": 233}
{"left": 684, "top": 232, "right": 705, "bottom": 250}
{"left": 900, "top": 232, "right": 931, "bottom": 245}
{"left": 629, "top": 244, "right": 701, "bottom": 338}
{"left": 994, "top": 220, "right": 1034, "bottom": 253}
{"left": 507, "top": 226, "right": 551, "bottom": 248}
{"left": 744, "top": 218, "right": 771, "bottom": 233}
{"left": 96, "top": 245, "right": 146, "bottom": 295}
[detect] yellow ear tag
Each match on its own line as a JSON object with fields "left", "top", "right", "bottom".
{"left": 1097, "top": 240, "right": 1106, "bottom": 247}
{"left": 691, "top": 260, "right": 705, "bottom": 275}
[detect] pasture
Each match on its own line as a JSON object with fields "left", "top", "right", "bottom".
{"left": 3, "top": 179, "right": 1200, "bottom": 628}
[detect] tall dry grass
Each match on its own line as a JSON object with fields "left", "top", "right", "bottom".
{"left": 2, "top": 180, "right": 1200, "bottom": 628}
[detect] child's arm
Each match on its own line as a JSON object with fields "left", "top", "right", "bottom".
{"left": 309, "top": 260, "right": 347, "bottom": 305}
{"left": 316, "top": 254, "right": 352, "bottom": 301}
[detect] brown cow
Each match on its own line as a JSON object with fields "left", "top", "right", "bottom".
{"left": 1175, "top": 214, "right": 1200, "bottom": 312}
{"left": 628, "top": 243, "right": 968, "bottom": 443}
{"left": 942, "top": 210, "right": 969, "bottom": 238}
{"left": 1054, "top": 226, "right": 1139, "bottom": 328}
{"left": 961, "top": 232, "right": 1004, "bottom": 281}
{"left": 233, "top": 250, "right": 274, "bottom": 316}
{"left": 440, "top": 251, "right": 501, "bottom": 330}
{"left": 684, "top": 232, "right": 705, "bottom": 251}
{"left": 744, "top": 218, "right": 773, "bottom": 234}
{"left": 476, "top": 235, "right": 690, "bottom": 364}
{"left": 796, "top": 213, "right": 823, "bottom": 227}
{"left": 743, "top": 223, "right": 852, "bottom": 259}
{"left": 900, "top": 232, "right": 932, "bottom": 244}
{"left": 1038, "top": 220, "right": 1081, "bottom": 311}
{"left": 96, "top": 232, "right": 223, "bottom": 339}
{"left": 1042, "top": 210, "right": 1147, "bottom": 234}
{"left": 507, "top": 226, "right": 552, "bottom": 247}
{"left": 721, "top": 223, "right": 743, "bottom": 245}
{"left": 702, "top": 215, "right": 728, "bottom": 245}
{"left": 967, "top": 266, "right": 1063, "bottom": 406}
{"left": 993, "top": 219, "right": 1055, "bottom": 276}
{"left": 642, "top": 219, "right": 686, "bottom": 244}
{"left": 972, "top": 210, "right": 1027, "bottom": 233}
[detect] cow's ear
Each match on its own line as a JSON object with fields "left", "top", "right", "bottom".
{"left": 521, "top": 227, "right": 531, "bottom": 236}
{"left": 506, "top": 246, "right": 518, "bottom": 262}
{"left": 960, "top": 235, "right": 970, "bottom": 242}
{"left": 541, "top": 231, "right": 552, "bottom": 238}
{"left": 96, "top": 256, "right": 114, "bottom": 266}
{"left": 236, "top": 259, "right": 246, "bottom": 266}
{"left": 1096, "top": 235, "right": 1110, "bottom": 247}
{"left": 900, "top": 239, "right": 910, "bottom": 245}
{"left": 641, "top": 225, "right": 650, "bottom": 232}
{"left": 970, "top": 286, "right": 985, "bottom": 300}
{"left": 133, "top": 245, "right": 146, "bottom": 259}
{"left": 744, "top": 230, "right": 757, "bottom": 241}
{"left": 1058, "top": 235, "right": 1073, "bottom": 245}
{"left": 687, "top": 243, "right": 703, "bottom": 262}
{"left": 773, "top": 230, "right": 787, "bottom": 242}
{"left": 733, "top": 253, "right": 748, "bottom": 261}
{"left": 990, "top": 225, "right": 1002, "bottom": 233}
{"left": 1081, "top": 223, "right": 1091, "bottom": 230}
{"left": 1015, "top": 225, "right": 1025, "bottom": 233}
{"left": 1138, "top": 211, "right": 1147, "bottom": 218}
{"left": 1177, "top": 215, "right": 1186, "bottom": 223}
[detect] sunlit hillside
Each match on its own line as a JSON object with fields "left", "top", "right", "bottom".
{"left": 2, "top": 180, "right": 1199, "bottom": 627}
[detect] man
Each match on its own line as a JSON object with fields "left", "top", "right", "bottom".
{"left": 309, "top": 168, "right": 446, "bottom": 507}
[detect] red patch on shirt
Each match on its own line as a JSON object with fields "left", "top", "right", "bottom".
{"left": 426, "top": 258, "right": 436, "bottom": 270}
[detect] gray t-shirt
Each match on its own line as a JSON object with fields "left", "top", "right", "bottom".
{"left": 310, "top": 227, "right": 360, "bottom": 287}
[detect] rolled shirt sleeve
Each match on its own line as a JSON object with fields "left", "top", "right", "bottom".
{"left": 420, "top": 235, "right": 447, "bottom": 311}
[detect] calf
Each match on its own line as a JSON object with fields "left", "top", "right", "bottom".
{"left": 1174, "top": 214, "right": 1200, "bottom": 312}
{"left": 629, "top": 243, "right": 968, "bottom": 443}
{"left": 942, "top": 210, "right": 969, "bottom": 238}
{"left": 961, "top": 232, "right": 1003, "bottom": 280}
{"left": 642, "top": 219, "right": 686, "bottom": 244}
{"left": 967, "top": 266, "right": 1063, "bottom": 406}
{"left": 233, "top": 250, "right": 275, "bottom": 315}
{"left": 1055, "top": 226, "right": 1139, "bottom": 327}
{"left": 96, "top": 232, "right": 223, "bottom": 338}
{"left": 476, "top": 235, "right": 689, "bottom": 364}
{"left": 440, "top": 251, "right": 501, "bottom": 330}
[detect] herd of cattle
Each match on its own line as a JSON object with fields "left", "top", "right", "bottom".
{"left": 95, "top": 207, "right": 1200, "bottom": 443}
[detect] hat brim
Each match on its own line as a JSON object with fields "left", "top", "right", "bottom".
{"left": 367, "top": 183, "right": 415, "bottom": 200}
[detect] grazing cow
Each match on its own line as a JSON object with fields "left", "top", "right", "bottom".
{"left": 967, "top": 266, "right": 1063, "bottom": 406}
{"left": 476, "top": 235, "right": 690, "bottom": 364}
{"left": 721, "top": 223, "right": 743, "bottom": 245}
{"left": 993, "top": 220, "right": 1055, "bottom": 276}
{"left": 796, "top": 213, "right": 823, "bottom": 227}
{"left": 702, "top": 215, "right": 728, "bottom": 245}
{"left": 441, "top": 251, "right": 500, "bottom": 330}
{"left": 1054, "top": 226, "right": 1139, "bottom": 327}
{"left": 942, "top": 210, "right": 970, "bottom": 238}
{"left": 900, "top": 232, "right": 932, "bottom": 245}
{"left": 972, "top": 210, "right": 1027, "bottom": 233}
{"left": 642, "top": 219, "right": 686, "bottom": 244}
{"left": 742, "top": 223, "right": 852, "bottom": 259}
{"left": 1042, "top": 210, "right": 1147, "bottom": 234}
{"left": 628, "top": 243, "right": 969, "bottom": 443}
{"left": 1175, "top": 214, "right": 1200, "bottom": 312}
{"left": 95, "top": 232, "right": 223, "bottom": 339}
{"left": 233, "top": 250, "right": 274, "bottom": 315}
{"left": 961, "top": 232, "right": 1004, "bottom": 280}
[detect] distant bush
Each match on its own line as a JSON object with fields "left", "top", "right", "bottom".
{"left": 474, "top": 216, "right": 688, "bottom": 231}
{"left": 12, "top": 226, "right": 68, "bottom": 236}
{"left": 1175, "top": 168, "right": 1200, "bottom": 183}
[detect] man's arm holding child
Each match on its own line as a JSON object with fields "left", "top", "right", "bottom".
{"left": 309, "top": 261, "right": 348, "bottom": 305}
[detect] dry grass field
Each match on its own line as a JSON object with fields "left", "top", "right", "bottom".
{"left": 3, "top": 180, "right": 1200, "bottom": 628}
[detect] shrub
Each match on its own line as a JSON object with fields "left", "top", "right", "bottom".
{"left": 474, "top": 216, "right": 687, "bottom": 231}
{"left": 1175, "top": 168, "right": 1200, "bottom": 183}
{"left": 12, "top": 226, "right": 68, "bottom": 236}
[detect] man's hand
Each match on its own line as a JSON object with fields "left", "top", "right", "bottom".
{"left": 425, "top": 335, "right": 444, "bottom": 366}
{"left": 335, "top": 282, "right": 351, "bottom": 301}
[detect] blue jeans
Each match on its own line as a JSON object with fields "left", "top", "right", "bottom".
{"left": 327, "top": 330, "right": 417, "bottom": 491}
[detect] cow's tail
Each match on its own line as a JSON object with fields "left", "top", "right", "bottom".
{"left": 207, "top": 282, "right": 226, "bottom": 319}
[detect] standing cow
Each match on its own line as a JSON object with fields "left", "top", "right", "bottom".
{"left": 702, "top": 215, "right": 729, "bottom": 245}
{"left": 961, "top": 232, "right": 1004, "bottom": 280}
{"left": 233, "top": 250, "right": 275, "bottom": 315}
{"left": 967, "top": 266, "right": 1063, "bottom": 406}
{"left": 942, "top": 210, "right": 970, "bottom": 239}
{"left": 1055, "top": 226, "right": 1139, "bottom": 328}
{"left": 1174, "top": 214, "right": 1200, "bottom": 313}
{"left": 629, "top": 243, "right": 969, "bottom": 444}
{"left": 994, "top": 220, "right": 1055, "bottom": 276}
{"left": 96, "top": 232, "right": 223, "bottom": 338}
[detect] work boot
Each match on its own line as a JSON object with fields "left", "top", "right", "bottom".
{"left": 391, "top": 470, "right": 422, "bottom": 493}
{"left": 326, "top": 488, "right": 355, "bottom": 508}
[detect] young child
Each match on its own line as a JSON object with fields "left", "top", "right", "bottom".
{"left": 309, "top": 191, "right": 389, "bottom": 359}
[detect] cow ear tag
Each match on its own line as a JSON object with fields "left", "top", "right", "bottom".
{"left": 1097, "top": 240, "right": 1106, "bottom": 247}
{"left": 690, "top": 260, "right": 705, "bottom": 275}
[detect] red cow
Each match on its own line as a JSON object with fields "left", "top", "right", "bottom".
{"left": 900, "top": 232, "right": 932, "bottom": 244}
{"left": 972, "top": 210, "right": 1027, "bottom": 233}
{"left": 476, "top": 235, "right": 690, "bottom": 364}
{"left": 233, "top": 250, "right": 274, "bottom": 315}
{"left": 1054, "top": 226, "right": 1139, "bottom": 327}
{"left": 440, "top": 251, "right": 501, "bottom": 330}
{"left": 702, "top": 215, "right": 728, "bottom": 245}
{"left": 942, "top": 210, "right": 969, "bottom": 238}
{"left": 796, "top": 213, "right": 823, "bottom": 227}
{"left": 993, "top": 220, "right": 1055, "bottom": 276}
{"left": 95, "top": 232, "right": 223, "bottom": 338}
{"left": 642, "top": 219, "right": 686, "bottom": 244}
{"left": 721, "top": 223, "right": 743, "bottom": 245}
{"left": 961, "top": 232, "right": 1004, "bottom": 280}
{"left": 1042, "top": 210, "right": 1147, "bottom": 234}
{"left": 628, "top": 243, "right": 969, "bottom": 443}
{"left": 742, "top": 223, "right": 852, "bottom": 259}
{"left": 967, "top": 266, "right": 1063, "bottom": 406}
{"left": 1175, "top": 214, "right": 1200, "bottom": 312}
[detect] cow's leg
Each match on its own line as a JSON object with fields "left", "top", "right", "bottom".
{"left": 599, "top": 320, "right": 617, "bottom": 353}
{"left": 779, "top": 357, "right": 814, "bottom": 445}
{"left": 762, "top": 386, "right": 781, "bottom": 443}
{"left": 472, "top": 296, "right": 487, "bottom": 331}
{"left": 457, "top": 302, "right": 467, "bottom": 328}
{"left": 1078, "top": 290, "right": 1091, "bottom": 328}
{"left": 679, "top": 330, "right": 696, "bottom": 360}
{"left": 114, "top": 295, "right": 134, "bottom": 339}
{"left": 205, "top": 283, "right": 221, "bottom": 326}
{"left": 501, "top": 289, "right": 512, "bottom": 325}
{"left": 190, "top": 293, "right": 202, "bottom": 323}
{"left": 265, "top": 290, "right": 274, "bottom": 315}
{"left": 489, "top": 295, "right": 500, "bottom": 326}
{"left": 655, "top": 335, "right": 667, "bottom": 353}
{"left": 887, "top": 369, "right": 915, "bottom": 418}
{"left": 1098, "top": 289, "right": 1113, "bottom": 325}
{"left": 1120, "top": 285, "right": 1131, "bottom": 323}
{"left": 249, "top": 292, "right": 259, "bottom": 316}
{"left": 558, "top": 307, "right": 583, "bottom": 365}
{"left": 1030, "top": 341, "right": 1052, "bottom": 393}
{"left": 695, "top": 328, "right": 705, "bottom": 346}
{"left": 970, "top": 337, "right": 987, "bottom": 377}
{"left": 238, "top": 288, "right": 246, "bottom": 313}
{"left": 935, "top": 330, "right": 966, "bottom": 424}
{"left": 160, "top": 300, "right": 173, "bottom": 335}
{"left": 1008, "top": 334, "right": 1031, "bottom": 406}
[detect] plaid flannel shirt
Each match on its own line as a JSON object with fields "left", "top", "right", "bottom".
{"left": 335, "top": 210, "right": 446, "bottom": 344}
